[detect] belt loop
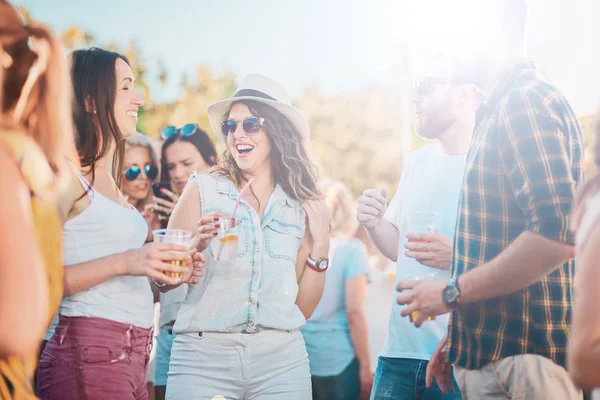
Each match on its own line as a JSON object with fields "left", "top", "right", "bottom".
{"left": 147, "top": 328, "right": 154, "bottom": 355}
{"left": 125, "top": 325, "right": 133, "bottom": 349}
{"left": 58, "top": 315, "right": 70, "bottom": 345}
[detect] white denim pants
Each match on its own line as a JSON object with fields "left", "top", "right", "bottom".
{"left": 454, "top": 354, "right": 582, "bottom": 400}
{"left": 166, "top": 329, "right": 311, "bottom": 400}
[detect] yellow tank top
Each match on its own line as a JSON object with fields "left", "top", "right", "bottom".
{"left": 0, "top": 130, "right": 63, "bottom": 399}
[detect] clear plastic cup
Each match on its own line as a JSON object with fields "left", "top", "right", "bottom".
{"left": 212, "top": 217, "right": 242, "bottom": 262}
{"left": 403, "top": 271, "right": 440, "bottom": 323}
{"left": 152, "top": 229, "right": 192, "bottom": 279}
{"left": 406, "top": 211, "right": 438, "bottom": 252}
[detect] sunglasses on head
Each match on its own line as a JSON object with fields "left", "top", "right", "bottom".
{"left": 162, "top": 123, "right": 199, "bottom": 140}
{"left": 124, "top": 164, "right": 158, "bottom": 181}
{"left": 413, "top": 78, "right": 451, "bottom": 97}
{"left": 220, "top": 117, "right": 264, "bottom": 137}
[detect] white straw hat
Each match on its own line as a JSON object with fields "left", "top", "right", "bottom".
{"left": 207, "top": 74, "right": 310, "bottom": 138}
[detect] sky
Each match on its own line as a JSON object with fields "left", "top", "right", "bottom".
{"left": 14, "top": 0, "right": 600, "bottom": 115}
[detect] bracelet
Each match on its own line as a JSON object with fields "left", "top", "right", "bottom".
{"left": 152, "top": 278, "right": 167, "bottom": 288}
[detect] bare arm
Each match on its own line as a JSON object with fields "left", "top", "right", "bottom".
{"left": 357, "top": 188, "right": 399, "bottom": 261}
{"left": 346, "top": 274, "right": 371, "bottom": 372}
{"left": 0, "top": 153, "right": 48, "bottom": 356}
{"left": 295, "top": 229, "right": 328, "bottom": 319}
{"left": 568, "top": 221, "right": 600, "bottom": 389}
{"left": 458, "top": 231, "right": 573, "bottom": 304}
{"left": 158, "top": 181, "right": 201, "bottom": 293}
{"left": 367, "top": 219, "right": 400, "bottom": 262}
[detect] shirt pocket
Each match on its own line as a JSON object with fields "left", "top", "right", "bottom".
{"left": 265, "top": 219, "right": 303, "bottom": 265}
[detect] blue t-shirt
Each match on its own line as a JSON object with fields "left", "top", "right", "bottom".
{"left": 301, "top": 238, "right": 369, "bottom": 377}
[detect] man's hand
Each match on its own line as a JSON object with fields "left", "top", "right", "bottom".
{"left": 396, "top": 279, "right": 449, "bottom": 327}
{"left": 405, "top": 231, "right": 452, "bottom": 270}
{"left": 357, "top": 188, "right": 388, "bottom": 230}
{"left": 426, "top": 334, "right": 455, "bottom": 394}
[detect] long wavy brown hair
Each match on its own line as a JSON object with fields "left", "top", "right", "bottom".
{"left": 0, "top": 0, "right": 77, "bottom": 179}
{"left": 212, "top": 99, "right": 320, "bottom": 201}
{"left": 572, "top": 113, "right": 600, "bottom": 231}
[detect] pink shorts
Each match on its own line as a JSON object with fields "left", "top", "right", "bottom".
{"left": 37, "top": 315, "right": 153, "bottom": 400}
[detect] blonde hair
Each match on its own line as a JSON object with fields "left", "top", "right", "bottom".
{"left": 213, "top": 99, "right": 320, "bottom": 201}
{"left": 0, "top": 1, "right": 78, "bottom": 181}
{"left": 320, "top": 178, "right": 357, "bottom": 237}
{"left": 124, "top": 132, "right": 158, "bottom": 209}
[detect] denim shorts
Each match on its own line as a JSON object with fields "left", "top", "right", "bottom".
{"left": 166, "top": 329, "right": 311, "bottom": 400}
{"left": 371, "top": 356, "right": 461, "bottom": 400}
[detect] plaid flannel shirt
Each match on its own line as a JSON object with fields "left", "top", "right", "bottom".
{"left": 448, "top": 58, "right": 584, "bottom": 369}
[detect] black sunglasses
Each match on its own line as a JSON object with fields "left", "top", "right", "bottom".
{"left": 220, "top": 117, "right": 265, "bottom": 137}
{"left": 162, "top": 123, "right": 199, "bottom": 140}
{"left": 124, "top": 164, "right": 158, "bottom": 181}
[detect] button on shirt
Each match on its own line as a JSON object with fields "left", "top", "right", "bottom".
{"left": 174, "top": 173, "right": 307, "bottom": 334}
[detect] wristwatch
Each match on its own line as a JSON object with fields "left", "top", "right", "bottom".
{"left": 306, "top": 254, "right": 329, "bottom": 272}
{"left": 442, "top": 277, "right": 461, "bottom": 308}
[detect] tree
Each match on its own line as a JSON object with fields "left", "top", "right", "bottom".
{"left": 299, "top": 87, "right": 412, "bottom": 197}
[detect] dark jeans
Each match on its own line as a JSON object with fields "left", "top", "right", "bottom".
{"left": 371, "top": 356, "right": 461, "bottom": 400}
{"left": 311, "top": 357, "right": 360, "bottom": 400}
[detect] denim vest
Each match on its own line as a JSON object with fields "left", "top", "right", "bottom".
{"left": 174, "top": 173, "right": 307, "bottom": 334}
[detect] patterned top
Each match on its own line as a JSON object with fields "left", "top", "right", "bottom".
{"left": 0, "top": 129, "right": 63, "bottom": 399}
{"left": 448, "top": 58, "right": 583, "bottom": 369}
{"left": 174, "top": 173, "right": 307, "bottom": 334}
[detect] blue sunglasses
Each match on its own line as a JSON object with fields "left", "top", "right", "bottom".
{"left": 162, "top": 123, "right": 199, "bottom": 140}
{"left": 124, "top": 164, "right": 159, "bottom": 181}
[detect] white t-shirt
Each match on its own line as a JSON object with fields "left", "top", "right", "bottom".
{"left": 381, "top": 143, "right": 466, "bottom": 361}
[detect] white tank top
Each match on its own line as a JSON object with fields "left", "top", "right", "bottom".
{"left": 58, "top": 171, "right": 154, "bottom": 328}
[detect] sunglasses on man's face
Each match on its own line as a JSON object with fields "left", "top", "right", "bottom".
{"left": 220, "top": 117, "right": 264, "bottom": 137}
{"left": 124, "top": 164, "right": 158, "bottom": 181}
{"left": 162, "top": 123, "right": 199, "bottom": 140}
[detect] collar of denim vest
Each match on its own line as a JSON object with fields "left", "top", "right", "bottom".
{"left": 216, "top": 177, "right": 294, "bottom": 208}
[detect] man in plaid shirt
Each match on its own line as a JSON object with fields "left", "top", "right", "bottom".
{"left": 396, "top": 1, "right": 584, "bottom": 398}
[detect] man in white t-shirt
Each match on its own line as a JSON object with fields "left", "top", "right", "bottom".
{"left": 357, "top": 73, "right": 480, "bottom": 399}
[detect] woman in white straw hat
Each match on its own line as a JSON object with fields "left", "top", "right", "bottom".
{"left": 161, "top": 74, "right": 332, "bottom": 399}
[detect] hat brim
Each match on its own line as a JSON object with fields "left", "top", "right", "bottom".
{"left": 207, "top": 96, "right": 310, "bottom": 140}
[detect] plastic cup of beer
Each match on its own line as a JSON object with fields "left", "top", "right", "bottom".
{"left": 213, "top": 217, "right": 242, "bottom": 262}
{"left": 406, "top": 272, "right": 439, "bottom": 323}
{"left": 406, "top": 211, "right": 438, "bottom": 252}
{"left": 152, "top": 229, "right": 192, "bottom": 279}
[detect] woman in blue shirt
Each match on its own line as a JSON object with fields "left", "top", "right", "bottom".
{"left": 302, "top": 179, "right": 373, "bottom": 400}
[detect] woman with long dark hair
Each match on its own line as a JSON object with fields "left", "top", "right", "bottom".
{"left": 0, "top": 2, "right": 77, "bottom": 398}
{"left": 37, "top": 47, "right": 204, "bottom": 399}
{"left": 163, "top": 74, "right": 331, "bottom": 399}
{"left": 152, "top": 124, "right": 217, "bottom": 400}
